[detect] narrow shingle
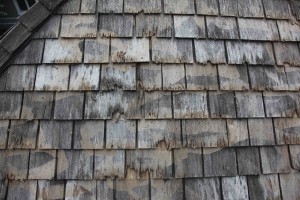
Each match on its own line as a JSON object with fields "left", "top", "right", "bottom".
{"left": 289, "top": 145, "right": 300, "bottom": 170}
{"left": 0, "top": 121, "right": 8, "bottom": 149}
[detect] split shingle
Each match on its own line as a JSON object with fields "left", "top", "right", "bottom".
{"left": 0, "top": 121, "right": 8, "bottom": 149}
{"left": 144, "top": 91, "right": 172, "bottom": 119}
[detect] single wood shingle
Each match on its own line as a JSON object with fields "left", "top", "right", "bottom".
{"left": 238, "top": 0, "right": 264, "bottom": 18}
{"left": 174, "top": 16, "right": 205, "bottom": 38}
{"left": 164, "top": 0, "right": 195, "bottom": 14}
{"left": 236, "top": 147, "right": 261, "bottom": 175}
{"left": 280, "top": 173, "right": 300, "bottom": 200}
{"left": 274, "top": 118, "right": 300, "bottom": 145}
{"left": 277, "top": 20, "right": 300, "bottom": 41}
{"left": 195, "top": 0, "right": 219, "bottom": 15}
{"left": 248, "top": 119, "right": 275, "bottom": 146}
{"left": 12, "top": 40, "right": 44, "bottom": 64}
{"left": 28, "top": 150, "right": 56, "bottom": 179}
{"left": 151, "top": 179, "right": 184, "bottom": 199}
{"left": 33, "top": 15, "right": 61, "bottom": 38}
{"left": 209, "top": 91, "right": 236, "bottom": 118}
{"left": 162, "top": 64, "right": 185, "bottom": 90}
{"left": 289, "top": 145, "right": 300, "bottom": 170}
{"left": 221, "top": 176, "right": 249, "bottom": 200}
{"left": 194, "top": 40, "right": 226, "bottom": 64}
{"left": 37, "top": 180, "right": 65, "bottom": 200}
{"left": 116, "top": 179, "right": 149, "bottom": 200}
{"left": 98, "top": 0, "right": 123, "bottom": 13}
{"left": 207, "top": 17, "right": 239, "bottom": 39}
{"left": 144, "top": 91, "right": 172, "bottom": 119}
{"left": 0, "top": 92, "right": 23, "bottom": 120}
{"left": 264, "top": 92, "right": 297, "bottom": 117}
{"left": 227, "top": 119, "right": 249, "bottom": 146}
{"left": 138, "top": 64, "right": 162, "bottom": 91}
{"left": 61, "top": 15, "right": 97, "bottom": 38}
{"left": 99, "top": 15, "right": 133, "bottom": 37}
{"left": 248, "top": 175, "right": 281, "bottom": 200}
{"left": 219, "top": 0, "right": 238, "bottom": 16}
{"left": 56, "top": 0, "right": 80, "bottom": 14}
{"left": 84, "top": 38, "right": 109, "bottom": 63}
{"left": 274, "top": 42, "right": 300, "bottom": 66}
{"left": 236, "top": 92, "right": 265, "bottom": 118}
{"left": 65, "top": 180, "right": 96, "bottom": 200}
{"left": 124, "top": 0, "right": 161, "bottom": 13}
{"left": 185, "top": 178, "right": 221, "bottom": 200}
{"left": 263, "top": 0, "right": 291, "bottom": 19}
{"left": 6, "top": 180, "right": 37, "bottom": 200}
{"left": 81, "top": 0, "right": 97, "bottom": 13}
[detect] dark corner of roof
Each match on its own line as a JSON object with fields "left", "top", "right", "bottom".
{"left": 0, "top": 0, "right": 67, "bottom": 75}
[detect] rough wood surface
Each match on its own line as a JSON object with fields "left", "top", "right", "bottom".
{"left": 84, "top": 38, "right": 109, "bottom": 63}
{"left": 81, "top": 0, "right": 96, "bottom": 13}
{"left": 183, "top": 119, "right": 228, "bottom": 147}
{"left": 248, "top": 119, "right": 275, "bottom": 146}
{"left": 164, "top": 0, "right": 195, "bottom": 14}
{"left": 43, "top": 39, "right": 83, "bottom": 63}
{"left": 29, "top": 150, "right": 56, "bottom": 179}
{"left": 94, "top": 150, "right": 125, "bottom": 179}
{"left": 196, "top": 0, "right": 219, "bottom": 15}
{"left": 277, "top": 20, "right": 300, "bottom": 41}
{"left": 37, "top": 180, "right": 65, "bottom": 200}
{"left": 264, "top": 92, "right": 297, "bottom": 117}
{"left": 260, "top": 146, "right": 291, "bottom": 174}
{"left": 173, "top": 92, "right": 208, "bottom": 119}
{"left": 209, "top": 92, "right": 236, "bottom": 118}
{"left": 6, "top": 180, "right": 37, "bottom": 200}
{"left": 0, "top": 179, "right": 7, "bottom": 199}
{"left": 65, "top": 180, "right": 96, "bottom": 200}
{"left": 218, "top": 64, "right": 249, "bottom": 90}
{"left": 99, "top": 15, "right": 133, "bottom": 37}
{"left": 111, "top": 38, "right": 150, "bottom": 63}
{"left": 98, "top": 0, "right": 123, "bottom": 13}
{"left": 152, "top": 38, "right": 193, "bottom": 63}
{"left": 274, "top": 118, "right": 300, "bottom": 144}
{"left": 291, "top": 0, "right": 300, "bottom": 20}
{"left": 227, "top": 119, "right": 249, "bottom": 146}
{"left": 274, "top": 42, "right": 300, "bottom": 66}
{"left": 151, "top": 179, "right": 183, "bottom": 200}
{"left": 280, "top": 173, "right": 300, "bottom": 200}
{"left": 61, "top": 15, "right": 97, "bottom": 38}
{"left": 138, "top": 64, "right": 162, "bottom": 91}
{"left": 248, "top": 175, "right": 281, "bottom": 200}
{"left": 12, "top": 40, "right": 44, "bottom": 64}
{"left": 0, "top": 121, "right": 8, "bottom": 149}
{"left": 8, "top": 120, "right": 38, "bottom": 149}
{"left": 289, "top": 145, "right": 300, "bottom": 170}
{"left": 194, "top": 40, "right": 226, "bottom": 64}
{"left": 263, "top": 0, "right": 291, "bottom": 19}
{"left": 238, "top": 0, "right": 264, "bottom": 18}
{"left": 174, "top": 148, "right": 203, "bottom": 178}
{"left": 101, "top": 64, "right": 136, "bottom": 90}
{"left": 285, "top": 66, "right": 300, "bottom": 90}
{"left": 144, "top": 91, "right": 172, "bottom": 119}
{"left": 124, "top": 0, "right": 161, "bottom": 13}
{"left": 56, "top": 0, "right": 80, "bottom": 14}
{"left": 116, "top": 179, "right": 149, "bottom": 200}
{"left": 38, "top": 121, "right": 73, "bottom": 149}
{"left": 219, "top": 0, "right": 238, "bottom": 16}
{"left": 57, "top": 150, "right": 94, "bottom": 179}
{"left": 136, "top": 14, "right": 172, "bottom": 38}
{"left": 237, "top": 147, "right": 261, "bottom": 175}
{"left": 207, "top": 17, "right": 238, "bottom": 39}
{"left": 21, "top": 92, "right": 53, "bottom": 119}
{"left": 97, "top": 180, "right": 114, "bottom": 200}
{"left": 221, "top": 176, "right": 249, "bottom": 200}
{"left": 162, "top": 64, "right": 185, "bottom": 90}
{"left": 74, "top": 120, "right": 105, "bottom": 149}
{"left": 185, "top": 178, "right": 221, "bottom": 200}
{"left": 174, "top": 16, "right": 205, "bottom": 38}
{"left": 235, "top": 92, "right": 265, "bottom": 118}
{"left": 203, "top": 147, "right": 237, "bottom": 177}
{"left": 0, "top": 92, "right": 23, "bottom": 119}
{"left": 138, "top": 120, "right": 181, "bottom": 149}
{"left": 0, "top": 47, "right": 10, "bottom": 68}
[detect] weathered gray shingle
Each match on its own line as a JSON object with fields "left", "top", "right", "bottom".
{"left": 185, "top": 178, "right": 221, "bottom": 200}
{"left": 274, "top": 42, "right": 300, "bottom": 66}
{"left": 0, "top": 92, "right": 23, "bottom": 119}
{"left": 151, "top": 179, "right": 183, "bottom": 199}
{"left": 207, "top": 17, "right": 238, "bottom": 39}
{"left": 81, "top": 0, "right": 97, "bottom": 13}
{"left": 28, "top": 150, "right": 56, "bottom": 179}
{"left": 37, "top": 180, "right": 65, "bottom": 200}
{"left": 98, "top": 0, "right": 123, "bottom": 13}
{"left": 248, "top": 119, "right": 275, "bottom": 146}
{"left": 97, "top": 180, "right": 114, "bottom": 200}
{"left": 116, "top": 179, "right": 149, "bottom": 199}
{"left": 209, "top": 92, "right": 236, "bottom": 118}
{"left": 0, "top": 47, "right": 11, "bottom": 68}
{"left": 221, "top": 176, "right": 249, "bottom": 200}
{"left": 33, "top": 15, "right": 61, "bottom": 39}
{"left": 56, "top": 0, "right": 80, "bottom": 14}
{"left": 196, "top": 0, "right": 219, "bottom": 15}
{"left": 164, "top": 0, "right": 195, "bottom": 14}
{"left": 219, "top": 0, "right": 238, "bottom": 16}
{"left": 274, "top": 118, "right": 300, "bottom": 145}
{"left": 290, "top": 145, "right": 300, "bottom": 170}
{"left": 6, "top": 180, "right": 37, "bottom": 200}
{"left": 12, "top": 40, "right": 44, "bottom": 64}
{"left": 264, "top": 92, "right": 297, "bottom": 117}
{"left": 285, "top": 66, "right": 300, "bottom": 90}
{"left": 194, "top": 40, "right": 226, "bottom": 64}
{"left": 248, "top": 175, "right": 281, "bottom": 199}
{"left": 99, "top": 15, "right": 133, "bottom": 37}
{"left": 291, "top": 0, "right": 300, "bottom": 20}
{"left": 237, "top": 147, "right": 260, "bottom": 175}
{"left": 227, "top": 119, "right": 249, "bottom": 146}
{"left": 236, "top": 92, "right": 265, "bottom": 118}
{"left": 162, "top": 64, "right": 185, "bottom": 90}
{"left": 174, "top": 16, "right": 205, "bottom": 38}
{"left": 280, "top": 173, "right": 300, "bottom": 200}
{"left": 138, "top": 64, "right": 162, "bottom": 91}
{"left": 61, "top": 15, "right": 97, "bottom": 38}
{"left": 144, "top": 91, "right": 172, "bottom": 119}
{"left": 84, "top": 38, "right": 109, "bottom": 63}
{"left": 124, "top": 0, "right": 161, "bottom": 13}
{"left": 65, "top": 181, "right": 96, "bottom": 200}
{"left": 263, "top": 0, "right": 291, "bottom": 19}
{"left": 238, "top": 0, "right": 264, "bottom": 18}
{"left": 0, "top": 121, "right": 8, "bottom": 149}
{"left": 277, "top": 20, "right": 300, "bottom": 41}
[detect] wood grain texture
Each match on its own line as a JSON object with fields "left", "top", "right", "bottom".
{"left": 12, "top": 40, "right": 44, "bottom": 64}
{"left": 97, "top": 180, "right": 114, "bottom": 200}
{"left": 164, "top": 0, "right": 195, "bottom": 14}
{"left": 235, "top": 92, "right": 265, "bottom": 118}
{"left": 289, "top": 145, "right": 300, "bottom": 170}
{"left": 151, "top": 179, "right": 183, "bottom": 200}
{"left": 37, "top": 180, "right": 65, "bottom": 200}
{"left": 99, "top": 15, "right": 133, "bottom": 37}
{"left": 98, "top": 0, "right": 123, "bottom": 13}
{"left": 285, "top": 66, "right": 300, "bottom": 90}
{"left": 280, "top": 173, "right": 300, "bottom": 200}
{"left": 238, "top": 0, "right": 264, "bottom": 18}
{"left": 209, "top": 91, "right": 236, "bottom": 118}
{"left": 65, "top": 180, "right": 96, "bottom": 200}
{"left": 185, "top": 178, "right": 221, "bottom": 200}
{"left": 162, "top": 64, "right": 185, "bottom": 90}
{"left": 0, "top": 179, "right": 7, "bottom": 199}
{"left": 81, "top": 0, "right": 96, "bottom": 13}
{"left": 227, "top": 119, "right": 249, "bottom": 146}
{"left": 124, "top": 0, "right": 161, "bottom": 13}
{"left": 274, "top": 118, "right": 300, "bottom": 144}
{"left": 248, "top": 119, "right": 275, "bottom": 146}
{"left": 264, "top": 92, "right": 297, "bottom": 117}
{"left": 61, "top": 15, "right": 97, "bottom": 38}
{"left": 248, "top": 175, "right": 281, "bottom": 200}
{"left": 263, "top": 0, "right": 291, "bottom": 19}
{"left": 0, "top": 92, "right": 23, "bottom": 119}
{"left": 207, "top": 17, "right": 238, "bottom": 39}
{"left": 0, "top": 47, "right": 11, "bottom": 68}
{"left": 221, "top": 176, "right": 249, "bottom": 200}
{"left": 138, "top": 64, "right": 162, "bottom": 91}
{"left": 29, "top": 150, "right": 56, "bottom": 179}
{"left": 84, "top": 38, "right": 109, "bottom": 63}
{"left": 56, "top": 0, "right": 80, "bottom": 14}
{"left": 194, "top": 40, "right": 226, "bottom": 64}
{"left": 116, "top": 179, "right": 149, "bottom": 200}
{"left": 219, "top": 0, "right": 238, "bottom": 16}
{"left": 277, "top": 20, "right": 300, "bottom": 41}
{"left": 174, "top": 16, "right": 205, "bottom": 38}
{"left": 237, "top": 147, "right": 261, "bottom": 175}
{"left": 0, "top": 121, "right": 8, "bottom": 149}
{"left": 144, "top": 91, "right": 172, "bottom": 119}
{"left": 274, "top": 42, "right": 300, "bottom": 66}
{"left": 196, "top": 0, "right": 218, "bottom": 15}
{"left": 6, "top": 180, "right": 37, "bottom": 200}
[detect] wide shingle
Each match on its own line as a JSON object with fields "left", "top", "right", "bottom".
{"left": 0, "top": 92, "right": 23, "bottom": 119}
{"left": 124, "top": 0, "right": 161, "bottom": 13}
{"left": 61, "top": 15, "right": 97, "bottom": 38}
{"left": 274, "top": 42, "right": 300, "bottom": 66}
{"left": 65, "top": 181, "right": 96, "bottom": 199}
{"left": 6, "top": 180, "right": 37, "bottom": 200}
{"left": 195, "top": 0, "right": 219, "bottom": 15}
{"left": 221, "top": 176, "right": 249, "bottom": 200}
{"left": 194, "top": 40, "right": 226, "bottom": 64}
{"left": 219, "top": 0, "right": 238, "bottom": 16}
{"left": 237, "top": 147, "right": 261, "bottom": 175}
{"left": 98, "top": 0, "right": 123, "bottom": 13}
{"left": 37, "top": 180, "right": 65, "bottom": 200}
{"left": 33, "top": 15, "right": 61, "bottom": 38}
{"left": 162, "top": 64, "right": 185, "bottom": 90}
{"left": 0, "top": 121, "right": 8, "bottom": 149}
{"left": 263, "top": 0, "right": 291, "bottom": 19}
{"left": 248, "top": 175, "right": 281, "bottom": 199}
{"left": 12, "top": 40, "right": 44, "bottom": 64}
{"left": 185, "top": 178, "right": 221, "bottom": 200}
{"left": 164, "top": 0, "right": 195, "bottom": 14}
{"left": 264, "top": 92, "right": 297, "bottom": 117}
{"left": 99, "top": 15, "right": 133, "bottom": 37}
{"left": 238, "top": 0, "right": 264, "bottom": 18}
{"left": 274, "top": 118, "right": 300, "bottom": 145}
{"left": 84, "top": 38, "right": 109, "bottom": 63}
{"left": 144, "top": 91, "right": 172, "bottom": 119}
{"left": 248, "top": 119, "right": 275, "bottom": 146}
{"left": 227, "top": 119, "right": 249, "bottom": 146}
{"left": 277, "top": 20, "right": 300, "bottom": 41}
{"left": 236, "top": 92, "right": 265, "bottom": 118}
{"left": 138, "top": 64, "right": 162, "bottom": 91}
{"left": 207, "top": 17, "right": 238, "bottom": 39}
{"left": 280, "top": 173, "right": 300, "bottom": 200}
{"left": 209, "top": 92, "right": 236, "bottom": 118}
{"left": 28, "top": 150, "right": 56, "bottom": 179}
{"left": 174, "top": 16, "right": 205, "bottom": 38}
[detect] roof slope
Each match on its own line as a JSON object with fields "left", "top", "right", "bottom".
{"left": 0, "top": 0, "right": 300, "bottom": 199}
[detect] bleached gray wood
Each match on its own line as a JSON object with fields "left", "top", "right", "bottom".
{"left": 85, "top": 91, "right": 144, "bottom": 119}
{"left": 0, "top": 65, "right": 36, "bottom": 91}
{"left": 248, "top": 119, "right": 275, "bottom": 146}
{"left": 111, "top": 38, "right": 150, "bottom": 62}
{"left": 99, "top": 15, "right": 133, "bottom": 37}
{"left": 69, "top": 64, "right": 100, "bottom": 91}
{"left": 21, "top": 92, "right": 53, "bottom": 120}
{"left": 263, "top": 0, "right": 291, "bottom": 19}
{"left": 207, "top": 17, "right": 238, "bottom": 39}
{"left": 277, "top": 20, "right": 300, "bottom": 41}
{"left": 101, "top": 64, "right": 136, "bottom": 90}
{"left": 152, "top": 38, "right": 193, "bottom": 63}
{"left": 274, "top": 42, "right": 300, "bottom": 66}
{"left": 94, "top": 150, "right": 125, "bottom": 179}
{"left": 289, "top": 145, "right": 300, "bottom": 170}
{"left": 186, "top": 63, "right": 218, "bottom": 90}
{"left": 227, "top": 119, "right": 249, "bottom": 146}
{"left": 0, "top": 179, "right": 7, "bottom": 199}
{"left": 151, "top": 179, "right": 183, "bottom": 200}
{"left": 249, "top": 65, "right": 288, "bottom": 91}
{"left": 264, "top": 92, "right": 297, "bottom": 117}
{"left": 29, "top": 150, "right": 56, "bottom": 179}
{"left": 237, "top": 147, "right": 260, "bottom": 175}
{"left": 65, "top": 180, "right": 96, "bottom": 200}
{"left": 124, "top": 0, "right": 161, "bottom": 13}
{"left": 61, "top": 15, "right": 97, "bottom": 38}
{"left": 0, "top": 150, "right": 29, "bottom": 180}
{"left": 174, "top": 16, "right": 205, "bottom": 38}
{"left": 194, "top": 40, "right": 226, "bottom": 64}
{"left": 285, "top": 66, "right": 300, "bottom": 90}
{"left": 280, "top": 173, "right": 300, "bottom": 200}
{"left": 138, "top": 64, "right": 162, "bottom": 91}
{"left": 209, "top": 92, "right": 236, "bottom": 118}
{"left": 238, "top": 18, "right": 279, "bottom": 40}
{"left": 196, "top": 0, "right": 218, "bottom": 15}
{"left": 185, "top": 178, "right": 221, "bottom": 200}
{"left": 138, "top": 120, "right": 181, "bottom": 149}
{"left": 136, "top": 14, "right": 172, "bottom": 38}
{"left": 238, "top": 0, "right": 264, "bottom": 18}
{"left": 35, "top": 65, "right": 69, "bottom": 91}
{"left": 84, "top": 38, "right": 109, "bottom": 63}
{"left": 0, "top": 121, "right": 8, "bottom": 149}
{"left": 12, "top": 40, "right": 44, "bottom": 64}
{"left": 38, "top": 121, "right": 72, "bottom": 149}
{"left": 97, "top": 180, "right": 114, "bottom": 200}
{"left": 173, "top": 92, "right": 208, "bottom": 119}
{"left": 57, "top": 150, "right": 94, "bottom": 179}
{"left": 274, "top": 118, "right": 300, "bottom": 145}
{"left": 43, "top": 39, "right": 83, "bottom": 63}
{"left": 0, "top": 92, "right": 22, "bottom": 119}
{"left": 218, "top": 64, "right": 249, "bottom": 91}
{"left": 183, "top": 119, "right": 228, "bottom": 148}
{"left": 219, "top": 0, "right": 238, "bottom": 16}
{"left": 54, "top": 92, "right": 84, "bottom": 120}
{"left": 0, "top": 47, "right": 10, "bottom": 68}
{"left": 221, "top": 176, "right": 249, "bottom": 200}
{"left": 144, "top": 91, "right": 172, "bottom": 119}
{"left": 98, "top": 0, "right": 123, "bottom": 13}
{"left": 162, "top": 64, "right": 185, "bottom": 90}
{"left": 164, "top": 0, "right": 195, "bottom": 14}
{"left": 291, "top": 0, "right": 300, "bottom": 20}
{"left": 203, "top": 147, "right": 237, "bottom": 177}
{"left": 81, "top": 0, "right": 96, "bottom": 13}
{"left": 174, "top": 148, "right": 203, "bottom": 178}
{"left": 106, "top": 116, "right": 136, "bottom": 149}
{"left": 37, "top": 180, "right": 65, "bottom": 200}
{"left": 7, "top": 180, "right": 37, "bottom": 200}
{"left": 235, "top": 92, "right": 265, "bottom": 118}
{"left": 126, "top": 149, "right": 172, "bottom": 179}
{"left": 260, "top": 146, "right": 291, "bottom": 174}
{"left": 226, "top": 41, "right": 275, "bottom": 65}
{"left": 8, "top": 120, "right": 38, "bottom": 149}
{"left": 74, "top": 120, "right": 105, "bottom": 149}
{"left": 56, "top": 0, "right": 80, "bottom": 14}
{"left": 248, "top": 174, "right": 281, "bottom": 199}
{"left": 116, "top": 179, "right": 149, "bottom": 200}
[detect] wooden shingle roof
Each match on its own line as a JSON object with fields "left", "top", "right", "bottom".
{"left": 0, "top": 0, "right": 300, "bottom": 199}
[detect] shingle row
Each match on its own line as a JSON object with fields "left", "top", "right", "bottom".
{"left": 0, "top": 145, "right": 298, "bottom": 181}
